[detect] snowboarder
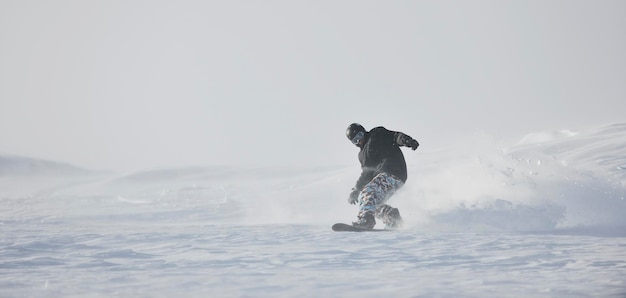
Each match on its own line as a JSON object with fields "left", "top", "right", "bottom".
{"left": 346, "top": 123, "right": 419, "bottom": 230}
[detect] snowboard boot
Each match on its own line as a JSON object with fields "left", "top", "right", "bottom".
{"left": 352, "top": 211, "right": 375, "bottom": 229}
{"left": 383, "top": 208, "right": 404, "bottom": 230}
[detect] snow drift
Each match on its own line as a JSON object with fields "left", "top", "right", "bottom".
{"left": 403, "top": 123, "right": 626, "bottom": 235}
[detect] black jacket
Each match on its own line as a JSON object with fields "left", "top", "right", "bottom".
{"left": 354, "top": 126, "right": 414, "bottom": 190}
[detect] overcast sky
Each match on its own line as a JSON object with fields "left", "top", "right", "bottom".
{"left": 1, "top": 0, "right": 624, "bottom": 171}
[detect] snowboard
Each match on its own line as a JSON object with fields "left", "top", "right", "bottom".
{"left": 332, "top": 223, "right": 390, "bottom": 232}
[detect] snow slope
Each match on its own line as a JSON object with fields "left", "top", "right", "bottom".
{"left": 1, "top": 123, "right": 625, "bottom": 297}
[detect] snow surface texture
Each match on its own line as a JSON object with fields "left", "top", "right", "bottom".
{"left": 1, "top": 124, "right": 625, "bottom": 297}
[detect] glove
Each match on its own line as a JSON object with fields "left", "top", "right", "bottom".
{"left": 408, "top": 139, "right": 419, "bottom": 151}
{"left": 348, "top": 188, "right": 359, "bottom": 205}
{"left": 396, "top": 133, "right": 420, "bottom": 151}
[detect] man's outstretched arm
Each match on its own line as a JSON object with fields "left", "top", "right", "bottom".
{"left": 394, "top": 132, "right": 419, "bottom": 150}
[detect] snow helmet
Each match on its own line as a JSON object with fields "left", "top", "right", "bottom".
{"left": 346, "top": 123, "right": 366, "bottom": 144}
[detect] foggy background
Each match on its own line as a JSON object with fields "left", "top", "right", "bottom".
{"left": 1, "top": 0, "right": 624, "bottom": 171}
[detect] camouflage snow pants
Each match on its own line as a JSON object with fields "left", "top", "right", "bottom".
{"left": 357, "top": 172, "right": 404, "bottom": 223}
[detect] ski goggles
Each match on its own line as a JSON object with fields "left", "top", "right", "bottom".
{"left": 351, "top": 131, "right": 365, "bottom": 145}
